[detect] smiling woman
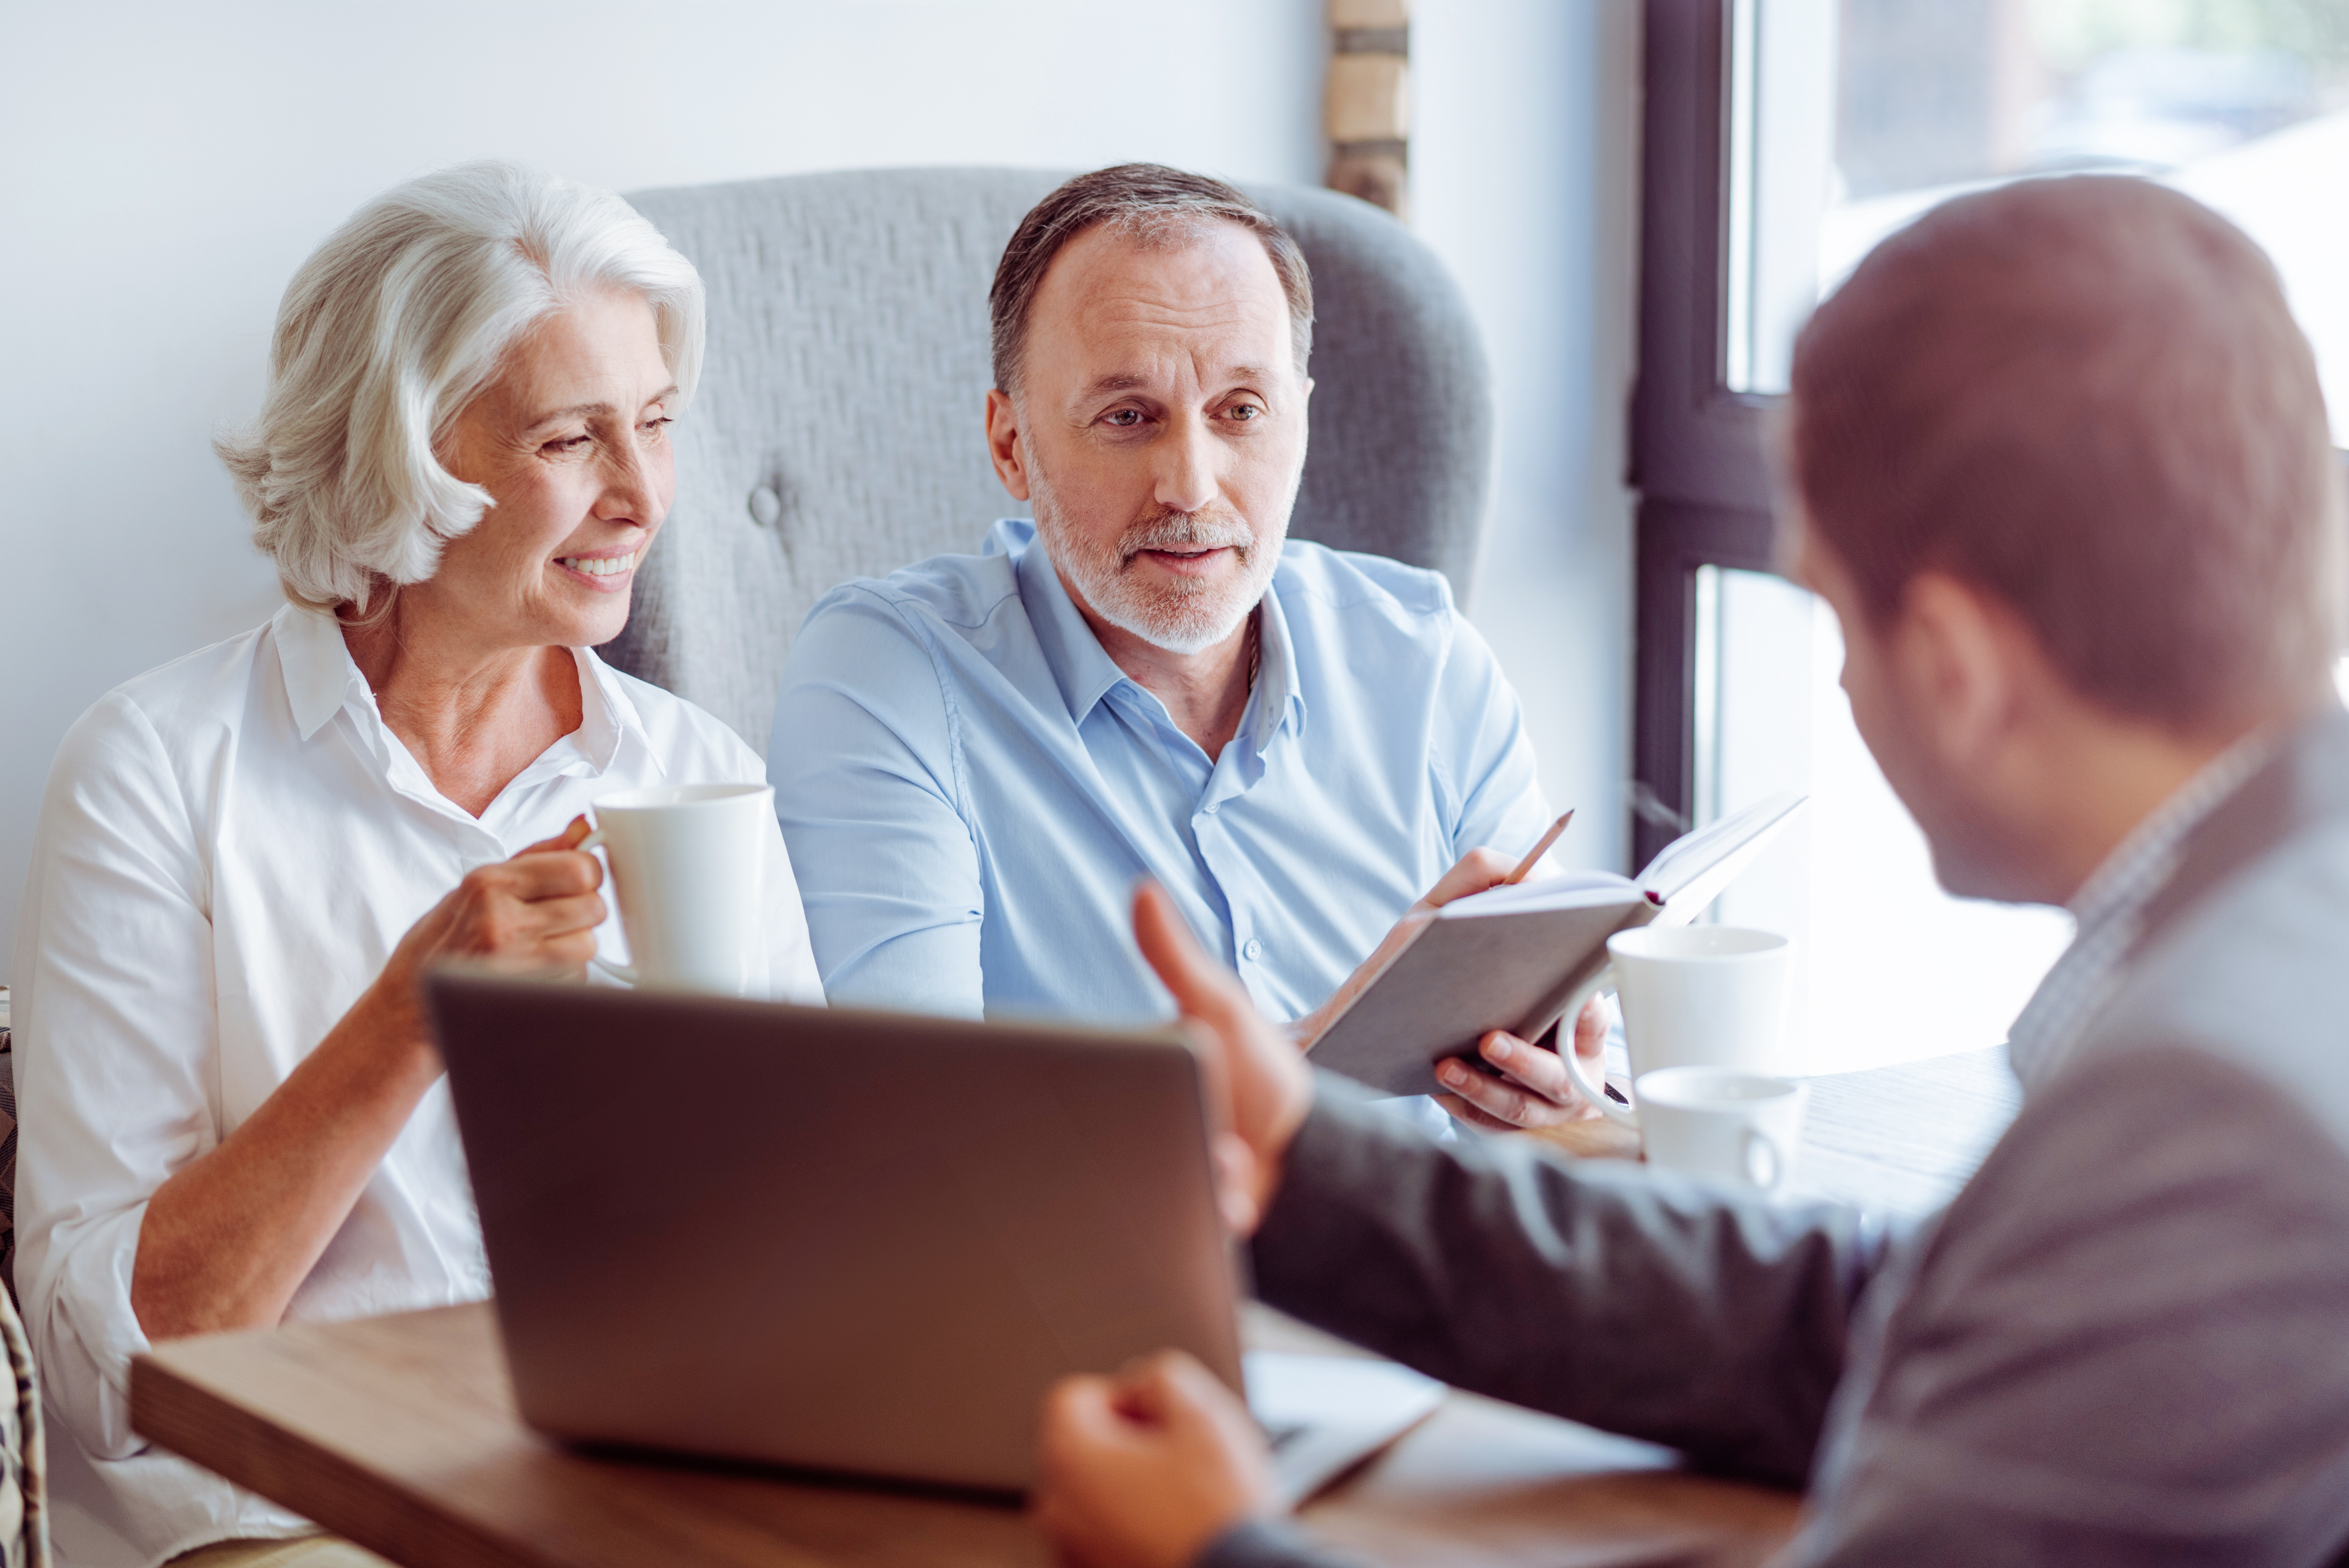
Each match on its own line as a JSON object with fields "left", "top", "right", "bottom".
{"left": 11, "top": 162, "right": 822, "bottom": 1568}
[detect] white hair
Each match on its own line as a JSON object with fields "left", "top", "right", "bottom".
{"left": 217, "top": 161, "right": 705, "bottom": 613}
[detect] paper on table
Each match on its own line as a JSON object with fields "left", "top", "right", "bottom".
{"left": 1246, "top": 1351, "right": 1445, "bottom": 1507}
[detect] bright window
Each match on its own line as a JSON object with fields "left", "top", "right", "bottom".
{"left": 1732, "top": 0, "right": 2349, "bottom": 441}
{"left": 1686, "top": 1, "right": 2347, "bottom": 1074}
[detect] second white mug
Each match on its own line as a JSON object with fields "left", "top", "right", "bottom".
{"left": 580, "top": 783, "right": 772, "bottom": 997}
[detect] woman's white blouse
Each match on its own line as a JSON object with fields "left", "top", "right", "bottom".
{"left": 11, "top": 604, "right": 823, "bottom": 1566}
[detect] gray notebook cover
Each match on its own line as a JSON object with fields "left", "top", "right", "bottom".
{"left": 1305, "top": 793, "right": 1805, "bottom": 1098}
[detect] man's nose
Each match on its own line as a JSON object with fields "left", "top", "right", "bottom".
{"left": 1152, "top": 413, "right": 1220, "bottom": 517}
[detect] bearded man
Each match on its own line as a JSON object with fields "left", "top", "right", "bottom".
{"left": 770, "top": 165, "right": 1600, "bottom": 1132}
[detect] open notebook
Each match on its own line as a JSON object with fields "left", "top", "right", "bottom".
{"left": 1308, "top": 793, "right": 1806, "bottom": 1098}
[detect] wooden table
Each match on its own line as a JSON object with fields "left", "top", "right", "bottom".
{"left": 130, "top": 1049, "right": 2019, "bottom": 1568}
{"left": 1536, "top": 1046, "right": 2020, "bottom": 1217}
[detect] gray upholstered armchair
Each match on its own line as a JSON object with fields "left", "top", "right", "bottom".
{"left": 601, "top": 167, "right": 1493, "bottom": 750}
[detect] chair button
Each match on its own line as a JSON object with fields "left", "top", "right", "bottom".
{"left": 748, "top": 486, "right": 783, "bottom": 527}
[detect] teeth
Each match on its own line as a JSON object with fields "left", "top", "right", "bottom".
{"left": 560, "top": 550, "right": 638, "bottom": 577}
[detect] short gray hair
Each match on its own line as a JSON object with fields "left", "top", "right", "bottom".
{"left": 989, "top": 164, "right": 1314, "bottom": 396}
{"left": 217, "top": 161, "right": 705, "bottom": 613}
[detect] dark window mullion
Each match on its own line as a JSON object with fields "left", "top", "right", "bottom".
{"left": 1631, "top": 0, "right": 1782, "bottom": 865}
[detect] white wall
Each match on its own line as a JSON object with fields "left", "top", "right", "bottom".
{"left": 1422, "top": 0, "right": 1644, "bottom": 877}
{"left": 0, "top": 0, "right": 1640, "bottom": 969}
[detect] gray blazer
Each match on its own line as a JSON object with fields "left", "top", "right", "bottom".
{"left": 1208, "top": 709, "right": 2349, "bottom": 1567}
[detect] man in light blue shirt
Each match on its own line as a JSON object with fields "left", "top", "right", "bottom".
{"left": 771, "top": 165, "right": 1599, "bottom": 1131}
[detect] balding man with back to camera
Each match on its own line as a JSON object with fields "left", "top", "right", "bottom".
{"left": 772, "top": 165, "right": 1608, "bottom": 1133}
{"left": 1031, "top": 177, "right": 2349, "bottom": 1567}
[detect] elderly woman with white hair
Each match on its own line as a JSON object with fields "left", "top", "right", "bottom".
{"left": 12, "top": 162, "right": 820, "bottom": 1567}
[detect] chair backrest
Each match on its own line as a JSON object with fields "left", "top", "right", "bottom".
{"left": 603, "top": 167, "right": 1493, "bottom": 752}
{"left": 0, "top": 1283, "right": 42, "bottom": 1568}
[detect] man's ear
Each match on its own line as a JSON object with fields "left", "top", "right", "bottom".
{"left": 1895, "top": 572, "right": 2026, "bottom": 771}
{"left": 984, "top": 388, "right": 1032, "bottom": 502}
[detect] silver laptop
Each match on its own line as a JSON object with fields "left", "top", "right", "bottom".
{"left": 428, "top": 972, "right": 1439, "bottom": 1499}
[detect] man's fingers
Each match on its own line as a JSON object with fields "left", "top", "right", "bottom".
{"left": 1434, "top": 1035, "right": 1597, "bottom": 1128}
{"left": 1133, "top": 883, "right": 1255, "bottom": 1032}
{"left": 1419, "top": 847, "right": 1517, "bottom": 911}
{"left": 1479, "top": 1030, "right": 1574, "bottom": 1099}
{"left": 1108, "top": 1350, "right": 1188, "bottom": 1420}
{"left": 1211, "top": 1135, "right": 1265, "bottom": 1235}
{"left": 1435, "top": 1060, "right": 1540, "bottom": 1124}
{"left": 1040, "top": 1373, "right": 1121, "bottom": 1443}
{"left": 1573, "top": 995, "right": 1610, "bottom": 1059}
{"left": 1117, "top": 1350, "right": 1246, "bottom": 1437}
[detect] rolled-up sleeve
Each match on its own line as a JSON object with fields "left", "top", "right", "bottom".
{"left": 13, "top": 694, "right": 219, "bottom": 1459}
{"left": 770, "top": 586, "right": 987, "bottom": 1018}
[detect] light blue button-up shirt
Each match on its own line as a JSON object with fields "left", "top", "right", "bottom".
{"left": 770, "top": 519, "right": 1556, "bottom": 1030}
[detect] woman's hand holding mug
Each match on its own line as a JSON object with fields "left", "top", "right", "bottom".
{"left": 367, "top": 816, "right": 609, "bottom": 1054}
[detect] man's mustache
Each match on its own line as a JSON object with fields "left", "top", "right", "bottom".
{"left": 1117, "top": 510, "right": 1255, "bottom": 566}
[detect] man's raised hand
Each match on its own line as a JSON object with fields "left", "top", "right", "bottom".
{"left": 1132, "top": 882, "right": 1311, "bottom": 1238}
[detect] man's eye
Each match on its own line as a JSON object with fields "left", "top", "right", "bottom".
{"left": 1228, "top": 403, "right": 1263, "bottom": 421}
{"left": 1104, "top": 409, "right": 1144, "bottom": 427}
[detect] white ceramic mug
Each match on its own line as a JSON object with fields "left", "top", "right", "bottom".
{"left": 1635, "top": 1066, "right": 1809, "bottom": 1192}
{"left": 1562, "top": 925, "right": 1790, "bottom": 1128}
{"left": 578, "top": 783, "right": 771, "bottom": 996}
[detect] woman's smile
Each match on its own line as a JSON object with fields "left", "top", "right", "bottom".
{"left": 554, "top": 546, "right": 642, "bottom": 589}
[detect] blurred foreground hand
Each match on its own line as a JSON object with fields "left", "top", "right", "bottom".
{"left": 1034, "top": 1350, "right": 1274, "bottom": 1568}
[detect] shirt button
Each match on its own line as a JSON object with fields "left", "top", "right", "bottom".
{"left": 1202, "top": 799, "right": 1220, "bottom": 815}
{"left": 1242, "top": 938, "right": 1265, "bottom": 962}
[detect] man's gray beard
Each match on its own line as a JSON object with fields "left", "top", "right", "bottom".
{"left": 1028, "top": 461, "right": 1289, "bottom": 657}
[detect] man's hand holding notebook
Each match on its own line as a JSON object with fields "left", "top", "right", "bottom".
{"left": 1306, "top": 794, "right": 1807, "bottom": 1100}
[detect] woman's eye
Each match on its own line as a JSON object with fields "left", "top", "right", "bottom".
{"left": 640, "top": 417, "right": 674, "bottom": 438}
{"left": 544, "top": 434, "right": 592, "bottom": 454}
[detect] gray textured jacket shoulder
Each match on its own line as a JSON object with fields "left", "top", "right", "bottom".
{"left": 1208, "top": 710, "right": 2349, "bottom": 1568}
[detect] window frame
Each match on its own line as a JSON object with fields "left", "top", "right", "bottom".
{"left": 1630, "top": 0, "right": 1780, "bottom": 870}
{"left": 1626, "top": 1, "right": 2349, "bottom": 872}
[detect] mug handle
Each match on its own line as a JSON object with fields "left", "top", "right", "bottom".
{"left": 1741, "top": 1126, "right": 1788, "bottom": 1192}
{"left": 575, "top": 827, "right": 634, "bottom": 983}
{"left": 1555, "top": 964, "right": 1638, "bottom": 1127}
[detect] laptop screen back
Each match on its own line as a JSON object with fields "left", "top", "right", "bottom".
{"left": 430, "top": 972, "right": 1243, "bottom": 1493}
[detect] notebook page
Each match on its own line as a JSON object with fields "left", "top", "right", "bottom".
{"left": 1637, "top": 791, "right": 1807, "bottom": 913}
{"left": 1438, "top": 868, "right": 1639, "bottom": 918}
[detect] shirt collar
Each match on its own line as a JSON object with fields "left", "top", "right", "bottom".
{"left": 1002, "top": 517, "right": 1306, "bottom": 745}
{"left": 2065, "top": 725, "right": 2280, "bottom": 933}
{"left": 273, "top": 601, "right": 374, "bottom": 741}
{"left": 1007, "top": 520, "right": 1130, "bottom": 726}
{"left": 270, "top": 599, "right": 658, "bottom": 779}
{"left": 1240, "top": 569, "right": 1308, "bottom": 753}
{"left": 2005, "top": 725, "right": 2280, "bottom": 1089}
{"left": 572, "top": 644, "right": 656, "bottom": 776}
